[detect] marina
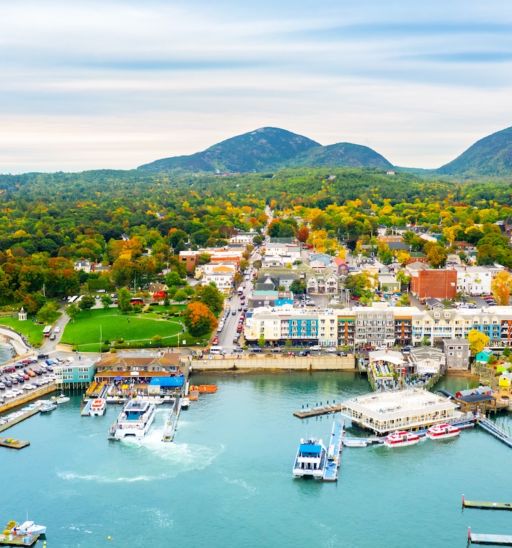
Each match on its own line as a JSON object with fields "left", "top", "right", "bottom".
{"left": 0, "top": 406, "right": 40, "bottom": 434}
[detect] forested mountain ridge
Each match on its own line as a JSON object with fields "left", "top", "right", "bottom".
{"left": 137, "top": 127, "right": 392, "bottom": 172}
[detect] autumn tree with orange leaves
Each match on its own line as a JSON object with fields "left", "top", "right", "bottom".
{"left": 491, "top": 270, "right": 512, "bottom": 305}
{"left": 183, "top": 302, "right": 218, "bottom": 337}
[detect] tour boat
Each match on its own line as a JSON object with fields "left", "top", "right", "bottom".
{"left": 426, "top": 423, "right": 460, "bottom": 440}
{"left": 180, "top": 397, "right": 190, "bottom": 410}
{"left": 90, "top": 398, "right": 106, "bottom": 417}
{"left": 384, "top": 430, "right": 421, "bottom": 448}
{"left": 108, "top": 399, "right": 156, "bottom": 440}
{"left": 292, "top": 438, "right": 327, "bottom": 479}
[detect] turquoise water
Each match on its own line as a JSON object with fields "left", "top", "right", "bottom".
{"left": 0, "top": 343, "right": 12, "bottom": 364}
{"left": 2, "top": 372, "right": 512, "bottom": 548}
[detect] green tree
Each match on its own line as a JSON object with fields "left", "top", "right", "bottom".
{"left": 290, "top": 280, "right": 306, "bottom": 294}
{"left": 101, "top": 294, "right": 113, "bottom": 309}
{"left": 36, "top": 302, "right": 60, "bottom": 324}
{"left": 117, "top": 287, "right": 133, "bottom": 313}
{"left": 194, "top": 283, "right": 224, "bottom": 316}
{"left": 79, "top": 294, "right": 95, "bottom": 310}
{"left": 66, "top": 303, "right": 79, "bottom": 322}
{"left": 173, "top": 288, "right": 188, "bottom": 302}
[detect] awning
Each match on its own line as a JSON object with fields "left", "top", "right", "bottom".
{"left": 149, "top": 376, "right": 185, "bottom": 388}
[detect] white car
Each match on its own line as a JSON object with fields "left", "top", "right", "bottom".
{"left": 4, "top": 391, "right": 14, "bottom": 398}
{"left": 23, "top": 384, "right": 35, "bottom": 391}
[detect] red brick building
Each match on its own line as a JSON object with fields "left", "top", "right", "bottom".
{"left": 410, "top": 269, "right": 457, "bottom": 300}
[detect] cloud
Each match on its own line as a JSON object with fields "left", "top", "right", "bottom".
{"left": 0, "top": 0, "right": 511, "bottom": 172}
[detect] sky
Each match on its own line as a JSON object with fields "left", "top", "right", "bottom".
{"left": 1, "top": 0, "right": 512, "bottom": 173}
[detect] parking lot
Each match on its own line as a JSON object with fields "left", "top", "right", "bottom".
{"left": 0, "top": 355, "right": 60, "bottom": 406}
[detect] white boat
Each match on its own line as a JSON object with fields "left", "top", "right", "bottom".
{"left": 426, "top": 423, "right": 460, "bottom": 440}
{"left": 14, "top": 520, "right": 47, "bottom": 536}
{"left": 52, "top": 394, "right": 70, "bottom": 404}
{"left": 180, "top": 397, "right": 190, "bottom": 410}
{"left": 108, "top": 399, "right": 156, "bottom": 440}
{"left": 89, "top": 398, "right": 106, "bottom": 417}
{"left": 292, "top": 438, "right": 327, "bottom": 479}
{"left": 343, "top": 438, "right": 369, "bottom": 448}
{"left": 384, "top": 430, "right": 421, "bottom": 448}
{"left": 39, "top": 401, "right": 57, "bottom": 413}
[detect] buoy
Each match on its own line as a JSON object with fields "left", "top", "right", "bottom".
{"left": 107, "top": 535, "right": 112, "bottom": 541}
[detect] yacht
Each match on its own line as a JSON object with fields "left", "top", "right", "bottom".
{"left": 90, "top": 398, "right": 106, "bottom": 417}
{"left": 108, "top": 399, "right": 156, "bottom": 440}
{"left": 52, "top": 394, "right": 70, "bottom": 404}
{"left": 426, "top": 423, "right": 460, "bottom": 440}
{"left": 384, "top": 431, "right": 421, "bottom": 448}
{"left": 292, "top": 438, "right": 327, "bottom": 479}
{"left": 14, "top": 521, "right": 47, "bottom": 537}
{"left": 39, "top": 401, "right": 57, "bottom": 414}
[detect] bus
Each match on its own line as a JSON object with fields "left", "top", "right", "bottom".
{"left": 43, "top": 326, "right": 52, "bottom": 337}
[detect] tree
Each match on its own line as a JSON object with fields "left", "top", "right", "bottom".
{"left": 194, "top": 283, "right": 224, "bottom": 316}
{"left": 468, "top": 329, "right": 489, "bottom": 356}
{"left": 173, "top": 288, "right": 188, "bottom": 302}
{"left": 165, "top": 271, "right": 184, "bottom": 287}
{"left": 36, "top": 302, "right": 60, "bottom": 324}
{"left": 183, "top": 302, "right": 217, "bottom": 337}
{"left": 66, "top": 303, "right": 79, "bottom": 322}
{"left": 117, "top": 287, "right": 132, "bottom": 313}
{"left": 79, "top": 294, "right": 95, "bottom": 310}
{"left": 258, "top": 335, "right": 266, "bottom": 348}
{"left": 491, "top": 270, "right": 512, "bottom": 305}
{"left": 425, "top": 242, "right": 447, "bottom": 268}
{"left": 101, "top": 294, "right": 113, "bottom": 309}
{"left": 290, "top": 280, "right": 306, "bottom": 294}
{"left": 296, "top": 225, "right": 310, "bottom": 243}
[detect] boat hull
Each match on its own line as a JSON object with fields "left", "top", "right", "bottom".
{"left": 426, "top": 431, "right": 460, "bottom": 440}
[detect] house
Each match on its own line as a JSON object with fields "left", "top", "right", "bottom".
{"left": 229, "top": 231, "right": 256, "bottom": 245}
{"left": 201, "top": 264, "right": 236, "bottom": 293}
{"left": 378, "top": 274, "right": 400, "bottom": 293}
{"left": 443, "top": 339, "right": 470, "bottom": 370}
{"left": 179, "top": 251, "right": 198, "bottom": 274}
{"left": 455, "top": 265, "right": 503, "bottom": 296}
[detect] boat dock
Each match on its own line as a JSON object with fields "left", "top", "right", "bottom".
{"left": 468, "top": 528, "right": 512, "bottom": 545}
{"left": 0, "top": 535, "right": 40, "bottom": 547}
{"left": 81, "top": 399, "right": 93, "bottom": 416}
{"left": 162, "top": 398, "right": 181, "bottom": 442}
{"left": 293, "top": 402, "right": 341, "bottom": 419}
{"left": 463, "top": 497, "right": 512, "bottom": 511}
{"left": 477, "top": 418, "right": 512, "bottom": 449}
{"left": 0, "top": 437, "right": 30, "bottom": 450}
{"left": 0, "top": 406, "right": 40, "bottom": 434}
{"left": 323, "top": 421, "right": 344, "bottom": 482}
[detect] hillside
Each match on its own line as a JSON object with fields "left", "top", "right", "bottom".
{"left": 438, "top": 125, "right": 512, "bottom": 176}
{"left": 287, "top": 142, "right": 392, "bottom": 169}
{"left": 138, "top": 127, "right": 319, "bottom": 173}
{"left": 138, "top": 127, "right": 393, "bottom": 173}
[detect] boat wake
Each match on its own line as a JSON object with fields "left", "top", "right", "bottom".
{"left": 57, "top": 471, "right": 168, "bottom": 483}
{"left": 223, "top": 476, "right": 257, "bottom": 496}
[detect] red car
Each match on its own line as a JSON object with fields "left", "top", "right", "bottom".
{"left": 212, "top": 336, "right": 219, "bottom": 345}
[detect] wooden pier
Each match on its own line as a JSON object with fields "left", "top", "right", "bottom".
{"left": 323, "top": 421, "right": 344, "bottom": 482}
{"left": 468, "top": 528, "right": 512, "bottom": 545}
{"left": 0, "top": 437, "right": 30, "bottom": 450}
{"left": 463, "top": 495, "right": 512, "bottom": 511}
{"left": 0, "top": 406, "right": 40, "bottom": 434}
{"left": 293, "top": 403, "right": 341, "bottom": 419}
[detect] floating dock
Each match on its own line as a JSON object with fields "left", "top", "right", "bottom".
{"left": 0, "top": 438, "right": 30, "bottom": 450}
{"left": 0, "top": 532, "right": 39, "bottom": 547}
{"left": 477, "top": 418, "right": 512, "bottom": 449}
{"left": 162, "top": 398, "right": 181, "bottom": 442}
{"left": 463, "top": 495, "right": 512, "bottom": 511}
{"left": 323, "top": 421, "right": 344, "bottom": 482}
{"left": 81, "top": 399, "right": 93, "bottom": 416}
{"left": 0, "top": 406, "right": 40, "bottom": 434}
{"left": 468, "top": 528, "right": 512, "bottom": 545}
{"left": 293, "top": 403, "right": 341, "bottom": 419}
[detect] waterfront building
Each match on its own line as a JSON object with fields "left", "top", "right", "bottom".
{"left": 55, "top": 360, "right": 96, "bottom": 388}
{"left": 94, "top": 352, "right": 182, "bottom": 382}
{"left": 408, "top": 346, "right": 445, "bottom": 375}
{"left": 443, "top": 339, "right": 470, "bottom": 370}
{"left": 339, "top": 388, "right": 459, "bottom": 434}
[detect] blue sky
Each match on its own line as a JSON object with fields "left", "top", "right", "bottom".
{"left": 1, "top": 0, "right": 512, "bottom": 172}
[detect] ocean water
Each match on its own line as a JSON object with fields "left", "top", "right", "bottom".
{"left": 1, "top": 372, "right": 511, "bottom": 548}
{"left": 0, "top": 343, "right": 12, "bottom": 364}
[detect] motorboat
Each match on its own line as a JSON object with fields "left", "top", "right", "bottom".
{"left": 108, "top": 399, "right": 156, "bottom": 440}
{"left": 384, "top": 430, "right": 421, "bottom": 448}
{"left": 343, "top": 438, "right": 369, "bottom": 448}
{"left": 14, "top": 521, "right": 47, "bottom": 536}
{"left": 90, "top": 398, "right": 106, "bottom": 417}
{"left": 52, "top": 394, "right": 70, "bottom": 404}
{"left": 180, "top": 397, "right": 190, "bottom": 410}
{"left": 426, "top": 423, "right": 460, "bottom": 440}
{"left": 39, "top": 401, "right": 57, "bottom": 413}
{"left": 292, "top": 438, "right": 327, "bottom": 479}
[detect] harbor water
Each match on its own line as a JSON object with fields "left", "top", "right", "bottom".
{"left": 0, "top": 343, "right": 12, "bottom": 364}
{"left": 2, "top": 372, "right": 512, "bottom": 547}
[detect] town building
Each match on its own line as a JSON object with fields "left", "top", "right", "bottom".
{"left": 454, "top": 265, "right": 502, "bottom": 296}
{"left": 55, "top": 360, "right": 96, "bottom": 388}
{"left": 409, "top": 267, "right": 457, "bottom": 300}
{"left": 442, "top": 339, "right": 470, "bottom": 370}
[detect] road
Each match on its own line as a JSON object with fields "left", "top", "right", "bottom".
{"left": 39, "top": 309, "right": 71, "bottom": 355}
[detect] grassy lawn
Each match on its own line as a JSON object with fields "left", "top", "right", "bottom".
{"left": 61, "top": 308, "right": 204, "bottom": 351}
{"left": 0, "top": 317, "right": 44, "bottom": 347}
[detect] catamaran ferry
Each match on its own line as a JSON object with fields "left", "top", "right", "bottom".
{"left": 292, "top": 438, "right": 327, "bottom": 479}
{"left": 108, "top": 399, "right": 156, "bottom": 440}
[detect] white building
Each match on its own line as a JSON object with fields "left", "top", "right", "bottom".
{"left": 200, "top": 264, "right": 236, "bottom": 293}
{"left": 455, "top": 265, "right": 502, "bottom": 296}
{"left": 229, "top": 231, "right": 256, "bottom": 245}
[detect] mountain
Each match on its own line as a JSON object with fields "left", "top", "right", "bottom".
{"left": 138, "top": 127, "right": 320, "bottom": 173}
{"left": 138, "top": 127, "right": 393, "bottom": 173}
{"left": 438, "top": 125, "right": 512, "bottom": 176}
{"left": 287, "top": 142, "right": 392, "bottom": 169}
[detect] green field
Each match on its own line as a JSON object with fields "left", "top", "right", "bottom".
{"left": 0, "top": 317, "right": 44, "bottom": 347}
{"left": 61, "top": 307, "right": 204, "bottom": 351}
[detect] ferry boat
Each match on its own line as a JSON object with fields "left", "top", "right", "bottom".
{"left": 89, "top": 398, "right": 106, "bottom": 417}
{"left": 108, "top": 399, "right": 156, "bottom": 440}
{"left": 384, "top": 430, "right": 421, "bottom": 448}
{"left": 426, "top": 423, "right": 460, "bottom": 440}
{"left": 292, "top": 438, "right": 327, "bottom": 479}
